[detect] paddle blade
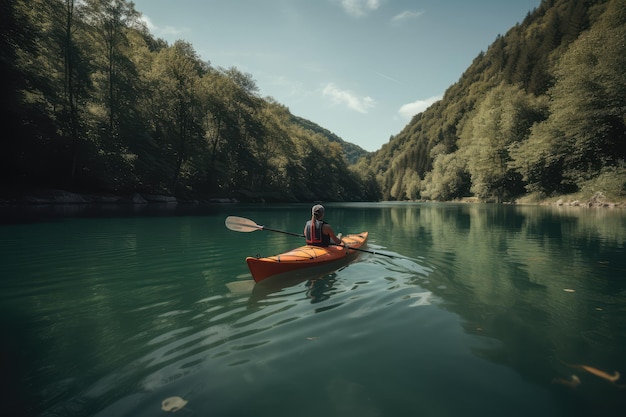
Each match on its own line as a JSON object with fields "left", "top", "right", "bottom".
{"left": 225, "top": 216, "right": 263, "bottom": 232}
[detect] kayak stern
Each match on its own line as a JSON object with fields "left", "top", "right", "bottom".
{"left": 246, "top": 232, "right": 368, "bottom": 282}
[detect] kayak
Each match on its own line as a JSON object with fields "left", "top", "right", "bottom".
{"left": 246, "top": 232, "right": 368, "bottom": 282}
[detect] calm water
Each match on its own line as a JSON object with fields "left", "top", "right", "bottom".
{"left": 1, "top": 202, "right": 625, "bottom": 417}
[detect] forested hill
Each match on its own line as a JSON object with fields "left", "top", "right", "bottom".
{"left": 3, "top": 0, "right": 624, "bottom": 204}
{"left": 369, "top": 0, "right": 626, "bottom": 203}
{"left": 289, "top": 115, "right": 370, "bottom": 165}
{"left": 0, "top": 0, "right": 378, "bottom": 203}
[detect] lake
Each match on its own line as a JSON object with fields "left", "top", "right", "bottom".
{"left": 1, "top": 202, "right": 625, "bottom": 417}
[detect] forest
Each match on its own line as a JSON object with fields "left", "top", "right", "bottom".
{"left": 1, "top": 0, "right": 625, "bottom": 204}
{"left": 371, "top": 0, "right": 626, "bottom": 203}
{"left": 0, "top": 0, "right": 376, "bottom": 203}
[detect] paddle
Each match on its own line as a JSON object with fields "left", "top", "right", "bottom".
{"left": 225, "top": 216, "right": 304, "bottom": 237}
{"left": 225, "top": 216, "right": 397, "bottom": 258}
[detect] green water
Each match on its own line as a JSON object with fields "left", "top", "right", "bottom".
{"left": 1, "top": 202, "right": 625, "bottom": 417}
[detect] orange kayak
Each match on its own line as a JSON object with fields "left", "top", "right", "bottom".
{"left": 246, "top": 232, "right": 368, "bottom": 282}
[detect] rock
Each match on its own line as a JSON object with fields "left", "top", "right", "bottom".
{"left": 24, "top": 189, "right": 88, "bottom": 204}
{"left": 141, "top": 194, "right": 177, "bottom": 203}
{"left": 130, "top": 193, "right": 148, "bottom": 204}
{"left": 588, "top": 191, "right": 606, "bottom": 207}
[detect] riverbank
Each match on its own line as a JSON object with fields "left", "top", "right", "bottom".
{"left": 0, "top": 188, "right": 239, "bottom": 205}
{"left": 1, "top": 188, "right": 624, "bottom": 208}
{"left": 456, "top": 191, "right": 625, "bottom": 208}
{"left": 514, "top": 190, "right": 626, "bottom": 208}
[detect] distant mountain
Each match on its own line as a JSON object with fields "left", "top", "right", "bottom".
{"left": 289, "top": 114, "right": 371, "bottom": 164}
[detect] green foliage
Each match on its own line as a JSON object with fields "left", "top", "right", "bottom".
{"left": 549, "top": 0, "right": 626, "bottom": 178}
{"left": 421, "top": 150, "right": 470, "bottom": 201}
{"left": 288, "top": 115, "right": 370, "bottom": 164}
{"left": 8, "top": 0, "right": 624, "bottom": 204}
{"left": 510, "top": 0, "right": 626, "bottom": 196}
{"left": 579, "top": 164, "right": 626, "bottom": 200}
{"left": 3, "top": 0, "right": 376, "bottom": 201}
{"left": 372, "top": 0, "right": 626, "bottom": 203}
{"left": 460, "top": 84, "right": 548, "bottom": 201}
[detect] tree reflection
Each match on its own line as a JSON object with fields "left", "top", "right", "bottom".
{"left": 372, "top": 202, "right": 626, "bottom": 412}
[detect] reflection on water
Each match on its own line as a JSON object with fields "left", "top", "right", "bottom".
{"left": 1, "top": 202, "right": 625, "bottom": 417}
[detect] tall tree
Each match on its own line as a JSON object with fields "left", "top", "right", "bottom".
{"left": 460, "top": 84, "right": 548, "bottom": 201}
{"left": 83, "top": 0, "right": 140, "bottom": 150}
{"left": 548, "top": 0, "right": 626, "bottom": 182}
{"left": 511, "top": 0, "right": 626, "bottom": 194}
{"left": 421, "top": 145, "right": 469, "bottom": 201}
{"left": 0, "top": 0, "right": 40, "bottom": 184}
{"left": 219, "top": 67, "right": 265, "bottom": 191}
{"left": 150, "top": 41, "right": 205, "bottom": 193}
{"left": 51, "top": 0, "right": 94, "bottom": 182}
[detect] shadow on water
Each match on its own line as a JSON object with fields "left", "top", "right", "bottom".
{"left": 0, "top": 202, "right": 224, "bottom": 225}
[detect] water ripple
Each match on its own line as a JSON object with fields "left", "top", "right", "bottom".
{"left": 5, "top": 206, "right": 625, "bottom": 417}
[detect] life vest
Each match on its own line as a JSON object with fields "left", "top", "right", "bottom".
{"left": 305, "top": 219, "right": 330, "bottom": 247}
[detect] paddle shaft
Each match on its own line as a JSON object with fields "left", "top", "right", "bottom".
{"left": 254, "top": 229, "right": 389, "bottom": 257}
{"left": 253, "top": 228, "right": 389, "bottom": 257}
{"left": 226, "top": 215, "right": 397, "bottom": 258}
{"left": 263, "top": 226, "right": 304, "bottom": 238}
{"left": 331, "top": 243, "right": 396, "bottom": 258}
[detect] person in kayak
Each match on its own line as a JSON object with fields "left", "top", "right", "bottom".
{"left": 304, "top": 204, "right": 344, "bottom": 247}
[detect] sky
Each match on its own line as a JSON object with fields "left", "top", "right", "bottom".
{"left": 132, "top": 0, "right": 542, "bottom": 152}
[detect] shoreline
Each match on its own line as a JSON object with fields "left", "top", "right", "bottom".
{"left": 458, "top": 195, "right": 626, "bottom": 208}
{"left": 0, "top": 188, "right": 238, "bottom": 206}
{"left": 1, "top": 188, "right": 624, "bottom": 208}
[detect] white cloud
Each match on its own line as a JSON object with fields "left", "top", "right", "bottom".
{"left": 391, "top": 10, "right": 424, "bottom": 24}
{"left": 339, "top": 0, "right": 382, "bottom": 17}
{"left": 399, "top": 95, "right": 442, "bottom": 119}
{"left": 139, "top": 15, "right": 189, "bottom": 39}
{"left": 322, "top": 83, "right": 375, "bottom": 113}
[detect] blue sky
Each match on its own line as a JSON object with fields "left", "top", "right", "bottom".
{"left": 132, "top": 0, "right": 541, "bottom": 152}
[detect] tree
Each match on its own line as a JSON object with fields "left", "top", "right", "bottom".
{"left": 49, "top": 0, "right": 95, "bottom": 183}
{"left": 83, "top": 0, "right": 141, "bottom": 155}
{"left": 149, "top": 41, "right": 205, "bottom": 193}
{"left": 511, "top": 0, "right": 626, "bottom": 195}
{"left": 421, "top": 150, "right": 469, "bottom": 201}
{"left": 0, "top": 0, "right": 50, "bottom": 185}
{"left": 460, "top": 84, "right": 548, "bottom": 201}
{"left": 219, "top": 67, "right": 265, "bottom": 193}
{"left": 548, "top": 0, "right": 626, "bottom": 183}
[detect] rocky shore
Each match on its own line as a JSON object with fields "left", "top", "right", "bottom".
{"left": 1, "top": 188, "right": 624, "bottom": 208}
{"left": 0, "top": 189, "right": 239, "bottom": 205}
{"left": 517, "top": 191, "right": 626, "bottom": 208}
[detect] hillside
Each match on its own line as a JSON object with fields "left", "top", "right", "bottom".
{"left": 0, "top": 0, "right": 378, "bottom": 203}
{"left": 289, "top": 115, "right": 370, "bottom": 164}
{"left": 368, "top": 0, "right": 626, "bottom": 204}
{"left": 3, "top": 0, "right": 624, "bottom": 205}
